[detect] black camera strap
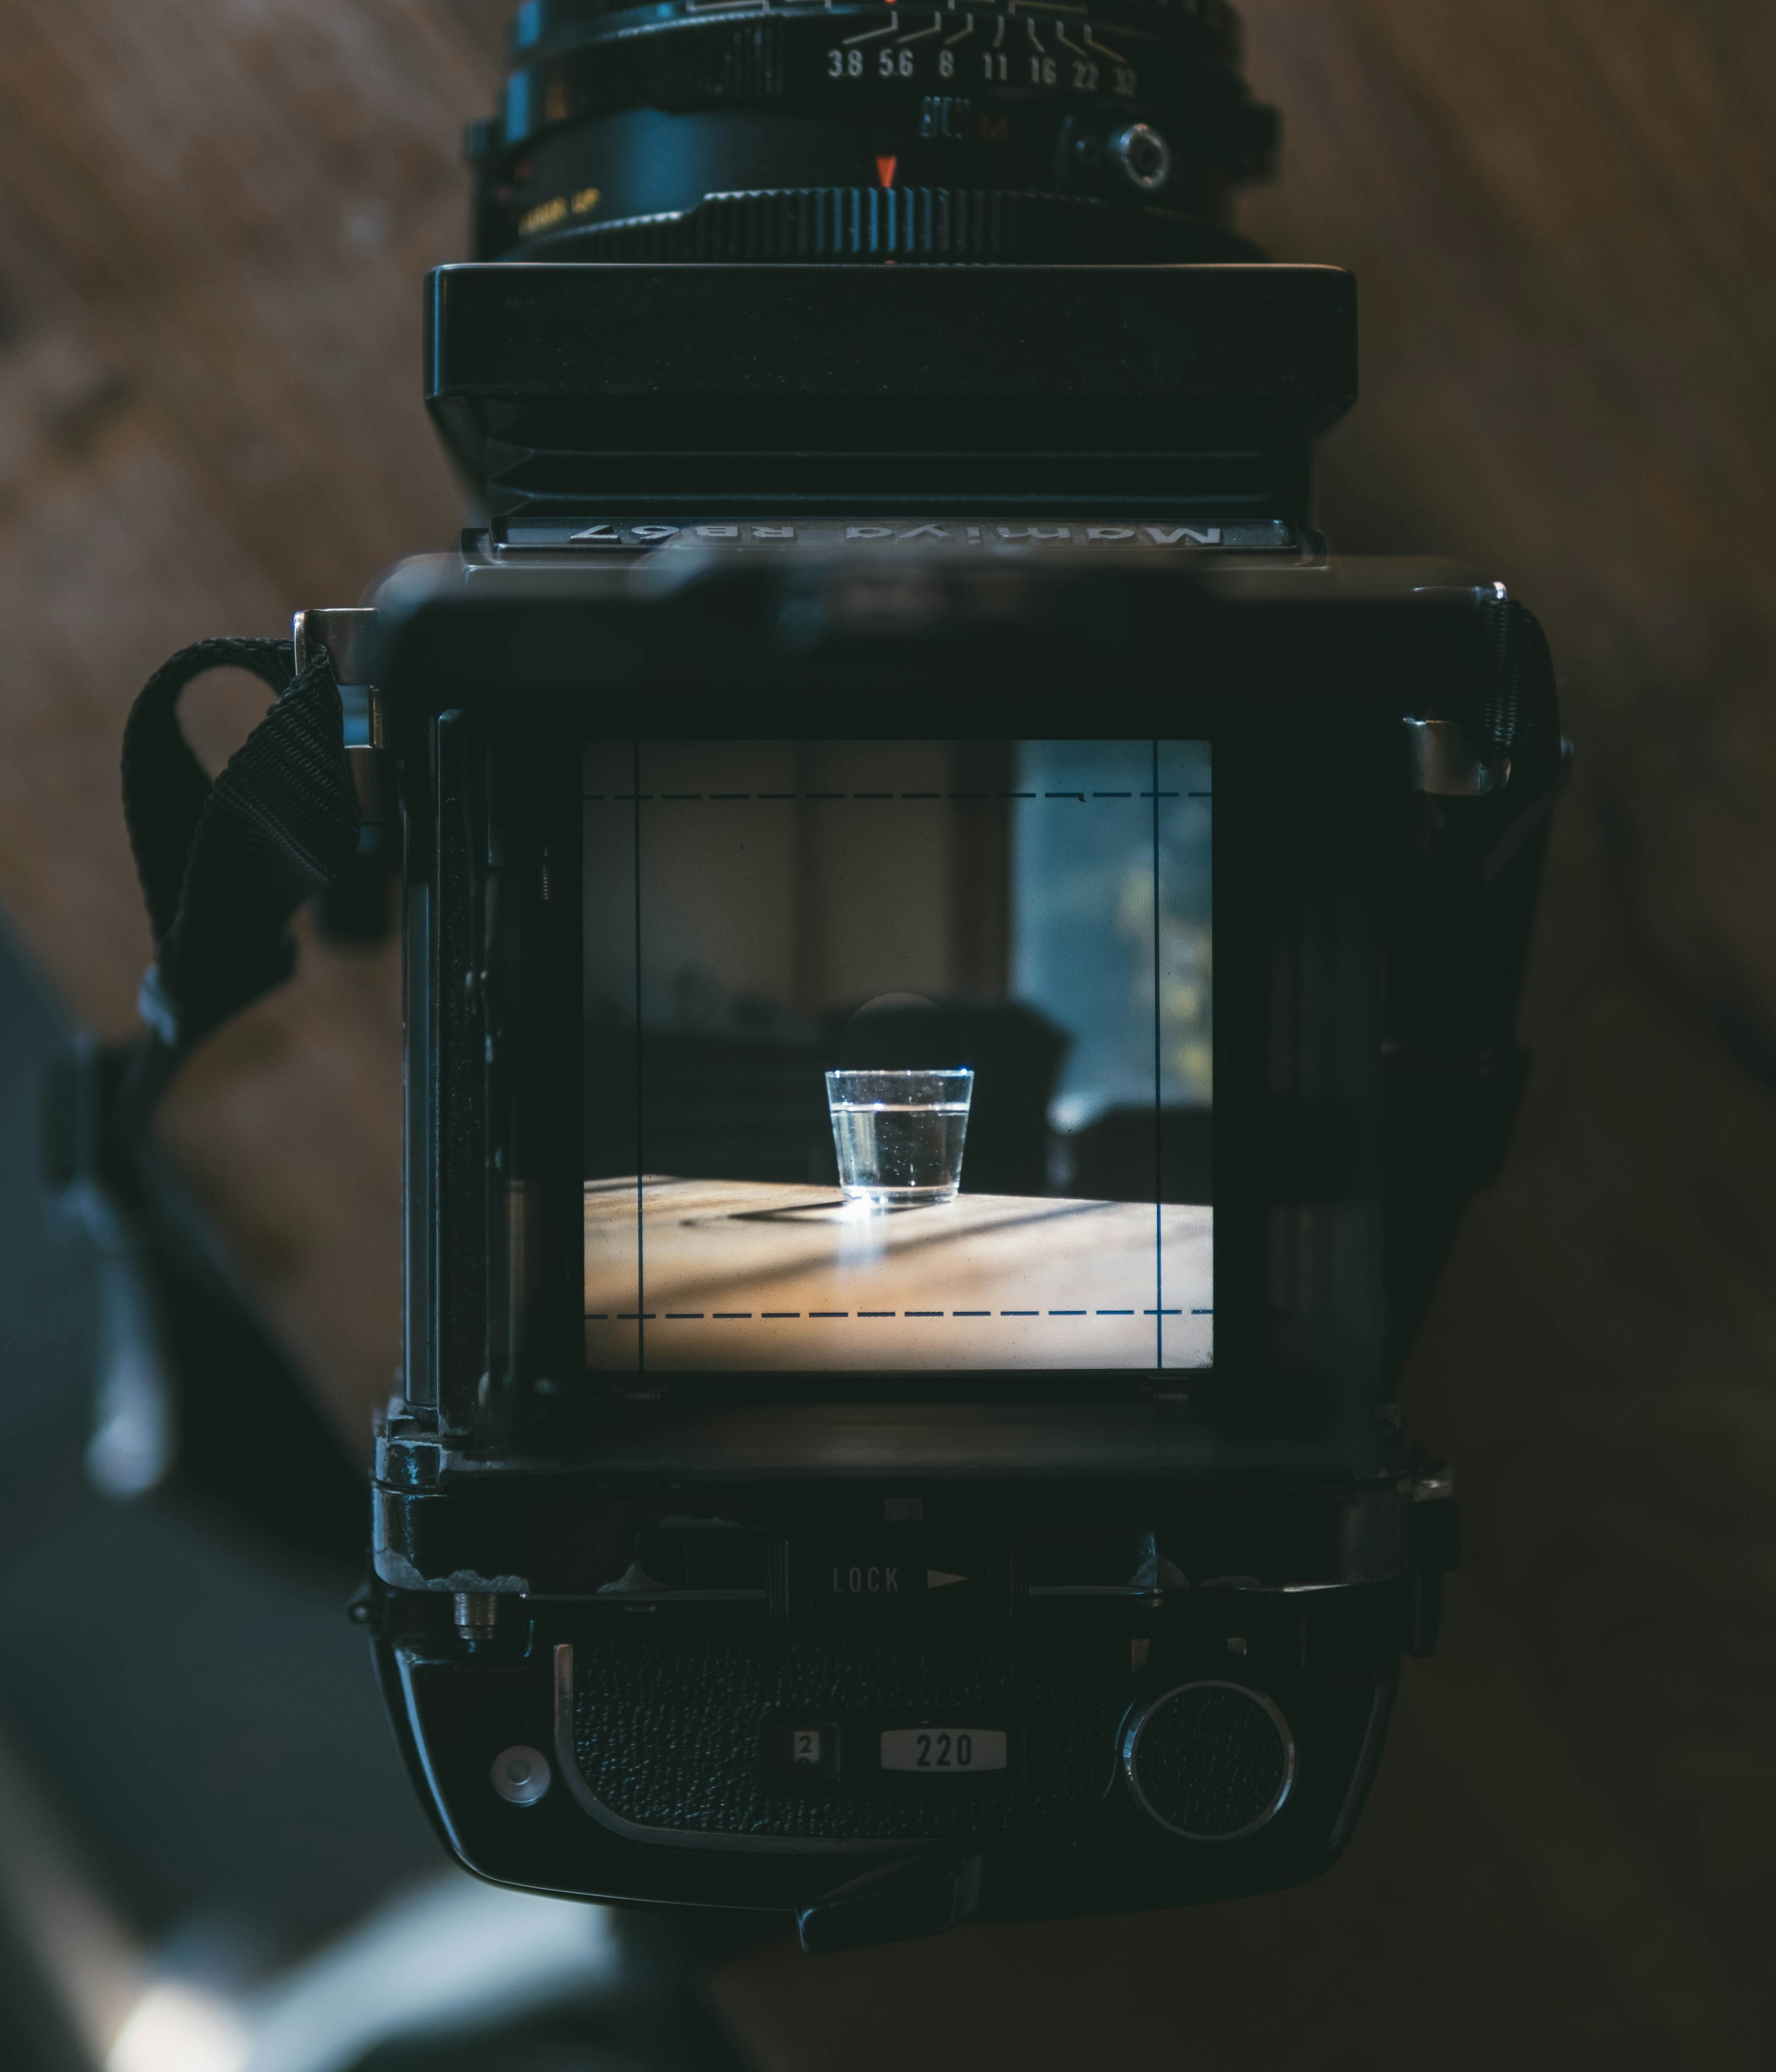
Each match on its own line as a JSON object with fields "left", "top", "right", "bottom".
{"left": 103, "top": 635, "right": 360, "bottom": 1159}
{"left": 32, "top": 637, "right": 367, "bottom": 1572}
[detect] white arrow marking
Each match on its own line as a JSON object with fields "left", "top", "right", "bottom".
{"left": 927, "top": 1569, "right": 968, "bottom": 1591}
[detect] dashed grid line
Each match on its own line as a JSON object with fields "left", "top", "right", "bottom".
{"left": 586, "top": 1306, "right": 1210, "bottom": 1320}
{"left": 580, "top": 791, "right": 1201, "bottom": 802}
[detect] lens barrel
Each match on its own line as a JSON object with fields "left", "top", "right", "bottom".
{"left": 470, "top": 0, "right": 1277, "bottom": 261}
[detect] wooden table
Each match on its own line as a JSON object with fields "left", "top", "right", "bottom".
{"left": 585, "top": 1178, "right": 1212, "bottom": 1371}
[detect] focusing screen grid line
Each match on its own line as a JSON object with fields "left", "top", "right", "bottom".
{"left": 632, "top": 739, "right": 645, "bottom": 1372}
{"left": 1153, "top": 738, "right": 1163, "bottom": 1369}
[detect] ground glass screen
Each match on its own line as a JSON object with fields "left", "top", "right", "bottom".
{"left": 583, "top": 740, "right": 1211, "bottom": 1372}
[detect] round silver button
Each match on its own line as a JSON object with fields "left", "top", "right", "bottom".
{"left": 1121, "top": 1681, "right": 1295, "bottom": 1840}
{"left": 490, "top": 1745, "right": 552, "bottom": 1806}
{"left": 1111, "top": 123, "right": 1173, "bottom": 195}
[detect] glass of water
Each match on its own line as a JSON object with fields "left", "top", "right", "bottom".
{"left": 825, "top": 1068, "right": 974, "bottom": 1209}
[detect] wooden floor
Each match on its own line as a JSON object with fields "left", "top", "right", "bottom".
{"left": 1, "top": 0, "right": 1774, "bottom": 2063}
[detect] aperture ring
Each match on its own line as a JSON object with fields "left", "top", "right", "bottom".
{"left": 499, "top": 12, "right": 1268, "bottom": 173}
{"left": 511, "top": 0, "right": 1248, "bottom": 69}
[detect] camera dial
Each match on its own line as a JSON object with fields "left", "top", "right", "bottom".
{"left": 470, "top": 0, "right": 1277, "bottom": 260}
{"left": 1110, "top": 120, "right": 1173, "bottom": 192}
{"left": 1121, "top": 1683, "right": 1296, "bottom": 1840}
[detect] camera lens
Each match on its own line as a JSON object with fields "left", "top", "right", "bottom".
{"left": 470, "top": 0, "right": 1278, "bottom": 262}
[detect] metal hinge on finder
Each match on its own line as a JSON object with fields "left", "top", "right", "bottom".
{"left": 293, "top": 607, "right": 394, "bottom": 826}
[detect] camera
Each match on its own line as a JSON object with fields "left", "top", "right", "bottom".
{"left": 122, "top": 0, "right": 1565, "bottom": 1949}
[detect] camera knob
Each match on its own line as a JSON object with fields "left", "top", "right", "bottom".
{"left": 1110, "top": 123, "right": 1174, "bottom": 195}
{"left": 490, "top": 1745, "right": 552, "bottom": 1807}
{"left": 1121, "top": 1682, "right": 1295, "bottom": 1840}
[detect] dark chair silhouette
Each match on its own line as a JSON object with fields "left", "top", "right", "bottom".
{"left": 1056, "top": 1103, "right": 1213, "bottom": 1206}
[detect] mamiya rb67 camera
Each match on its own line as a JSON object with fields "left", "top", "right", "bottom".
{"left": 123, "top": 0, "right": 1566, "bottom": 1949}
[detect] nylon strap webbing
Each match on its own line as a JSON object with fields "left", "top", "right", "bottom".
{"left": 111, "top": 635, "right": 359, "bottom": 1140}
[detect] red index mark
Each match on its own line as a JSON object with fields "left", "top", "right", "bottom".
{"left": 876, "top": 155, "right": 897, "bottom": 189}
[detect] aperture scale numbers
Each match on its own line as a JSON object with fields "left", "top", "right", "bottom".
{"left": 824, "top": 12, "right": 1141, "bottom": 99}
{"left": 498, "top": 3, "right": 1229, "bottom": 149}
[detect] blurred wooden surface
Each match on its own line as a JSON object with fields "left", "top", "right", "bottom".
{"left": 582, "top": 1178, "right": 1213, "bottom": 1369}
{"left": 0, "top": 0, "right": 510, "bottom": 1436}
{"left": 0, "top": 0, "right": 1773, "bottom": 2063}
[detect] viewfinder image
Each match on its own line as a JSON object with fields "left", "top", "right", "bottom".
{"left": 583, "top": 740, "right": 1211, "bottom": 1372}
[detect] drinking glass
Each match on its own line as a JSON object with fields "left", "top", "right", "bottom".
{"left": 825, "top": 1068, "right": 974, "bottom": 1208}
